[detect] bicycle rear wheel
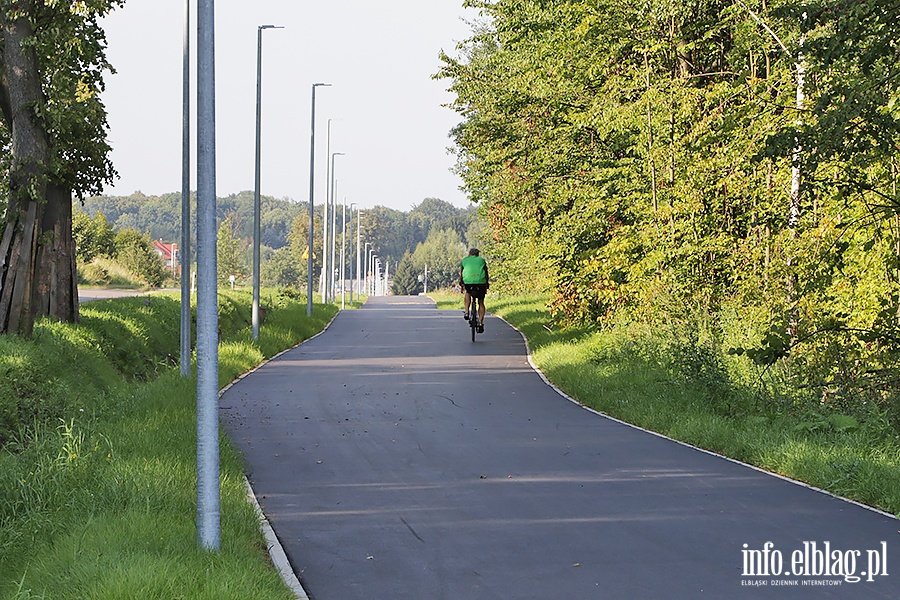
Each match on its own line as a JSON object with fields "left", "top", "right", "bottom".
{"left": 470, "top": 297, "right": 479, "bottom": 342}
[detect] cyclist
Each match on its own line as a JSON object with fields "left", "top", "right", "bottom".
{"left": 459, "top": 248, "right": 489, "bottom": 333}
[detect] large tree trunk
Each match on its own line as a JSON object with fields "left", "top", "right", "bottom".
{"left": 34, "top": 183, "right": 79, "bottom": 323}
{"left": 0, "top": 6, "right": 78, "bottom": 336}
{"left": 0, "top": 7, "right": 49, "bottom": 337}
{"left": 0, "top": 200, "right": 42, "bottom": 336}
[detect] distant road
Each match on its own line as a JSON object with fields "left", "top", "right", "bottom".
{"left": 222, "top": 296, "right": 900, "bottom": 599}
{"left": 77, "top": 288, "right": 147, "bottom": 303}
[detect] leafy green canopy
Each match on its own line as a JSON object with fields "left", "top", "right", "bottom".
{"left": 440, "top": 0, "right": 900, "bottom": 418}
{"left": 0, "top": 0, "right": 123, "bottom": 202}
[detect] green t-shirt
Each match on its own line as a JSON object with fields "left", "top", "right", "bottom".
{"left": 460, "top": 255, "right": 488, "bottom": 284}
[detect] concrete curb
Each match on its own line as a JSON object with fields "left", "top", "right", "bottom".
{"left": 244, "top": 478, "right": 309, "bottom": 599}
{"left": 494, "top": 313, "right": 899, "bottom": 522}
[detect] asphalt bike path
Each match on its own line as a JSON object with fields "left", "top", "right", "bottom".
{"left": 221, "top": 296, "right": 900, "bottom": 599}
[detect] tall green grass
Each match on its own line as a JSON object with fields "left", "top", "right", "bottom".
{"left": 431, "top": 290, "right": 900, "bottom": 516}
{"left": 0, "top": 289, "right": 339, "bottom": 599}
{"left": 77, "top": 256, "right": 149, "bottom": 288}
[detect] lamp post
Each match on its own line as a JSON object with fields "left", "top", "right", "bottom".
{"left": 196, "top": 0, "right": 219, "bottom": 552}
{"left": 321, "top": 119, "right": 335, "bottom": 303}
{"left": 331, "top": 179, "right": 338, "bottom": 302}
{"left": 372, "top": 255, "right": 379, "bottom": 296}
{"left": 364, "top": 242, "right": 371, "bottom": 298}
{"left": 343, "top": 201, "right": 356, "bottom": 308}
{"left": 354, "top": 205, "right": 361, "bottom": 303}
{"left": 328, "top": 152, "right": 345, "bottom": 302}
{"left": 377, "top": 257, "right": 384, "bottom": 296}
{"left": 307, "top": 82, "right": 330, "bottom": 317}
{"left": 252, "top": 24, "right": 283, "bottom": 340}
{"left": 180, "top": 0, "right": 191, "bottom": 376}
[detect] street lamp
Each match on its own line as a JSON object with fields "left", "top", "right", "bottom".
{"left": 321, "top": 118, "right": 338, "bottom": 303}
{"left": 341, "top": 198, "right": 350, "bottom": 309}
{"left": 364, "top": 242, "right": 371, "bottom": 297}
{"left": 180, "top": 0, "right": 191, "bottom": 376}
{"left": 252, "top": 24, "right": 283, "bottom": 340}
{"left": 328, "top": 151, "right": 345, "bottom": 302}
{"left": 365, "top": 245, "right": 372, "bottom": 295}
{"left": 307, "top": 82, "right": 330, "bottom": 317}
{"left": 354, "top": 205, "right": 362, "bottom": 303}
{"left": 372, "top": 254, "right": 380, "bottom": 296}
{"left": 196, "top": 0, "right": 219, "bottom": 552}
{"left": 331, "top": 179, "right": 338, "bottom": 302}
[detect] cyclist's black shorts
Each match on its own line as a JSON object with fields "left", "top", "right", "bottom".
{"left": 464, "top": 283, "right": 487, "bottom": 300}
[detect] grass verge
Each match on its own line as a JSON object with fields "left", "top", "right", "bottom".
{"left": 0, "top": 288, "right": 339, "bottom": 599}
{"left": 430, "top": 290, "right": 900, "bottom": 516}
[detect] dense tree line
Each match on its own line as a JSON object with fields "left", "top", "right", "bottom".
{"left": 79, "top": 192, "right": 478, "bottom": 290}
{"left": 82, "top": 191, "right": 306, "bottom": 251}
{"left": 440, "top": 1, "right": 900, "bottom": 419}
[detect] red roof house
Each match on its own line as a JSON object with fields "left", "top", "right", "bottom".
{"left": 152, "top": 240, "right": 180, "bottom": 275}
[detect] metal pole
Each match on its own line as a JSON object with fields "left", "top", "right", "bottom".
{"left": 341, "top": 198, "right": 348, "bottom": 309}
{"left": 372, "top": 255, "right": 379, "bottom": 296}
{"left": 330, "top": 181, "right": 336, "bottom": 302}
{"left": 307, "top": 83, "right": 330, "bottom": 317}
{"left": 364, "top": 242, "right": 370, "bottom": 298}
{"left": 321, "top": 120, "right": 332, "bottom": 303}
{"left": 348, "top": 203, "right": 356, "bottom": 303}
{"left": 375, "top": 258, "right": 381, "bottom": 296}
{"left": 366, "top": 248, "right": 371, "bottom": 295}
{"left": 330, "top": 178, "right": 337, "bottom": 302}
{"left": 252, "top": 25, "right": 281, "bottom": 340}
{"left": 180, "top": 0, "right": 191, "bottom": 377}
{"left": 356, "top": 207, "right": 361, "bottom": 302}
{"left": 196, "top": 0, "right": 219, "bottom": 552}
{"left": 328, "top": 152, "right": 344, "bottom": 302}
{"left": 252, "top": 26, "right": 263, "bottom": 339}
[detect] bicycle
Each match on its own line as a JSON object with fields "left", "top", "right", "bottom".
{"left": 467, "top": 295, "right": 483, "bottom": 342}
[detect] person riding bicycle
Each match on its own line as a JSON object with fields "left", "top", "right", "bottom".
{"left": 459, "top": 248, "right": 489, "bottom": 333}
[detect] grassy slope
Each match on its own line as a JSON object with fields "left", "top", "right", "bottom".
{"left": 432, "top": 291, "right": 900, "bottom": 516}
{"left": 0, "top": 289, "right": 343, "bottom": 599}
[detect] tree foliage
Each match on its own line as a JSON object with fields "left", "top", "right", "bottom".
{"left": 0, "top": 0, "right": 122, "bottom": 335}
{"left": 82, "top": 191, "right": 480, "bottom": 293}
{"left": 112, "top": 229, "right": 166, "bottom": 287}
{"left": 217, "top": 214, "right": 248, "bottom": 284}
{"left": 391, "top": 251, "right": 422, "bottom": 295}
{"left": 73, "top": 208, "right": 115, "bottom": 262}
{"left": 391, "top": 228, "right": 468, "bottom": 295}
{"left": 440, "top": 0, "right": 900, "bottom": 419}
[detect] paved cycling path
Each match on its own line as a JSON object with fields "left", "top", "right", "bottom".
{"left": 221, "top": 296, "right": 900, "bottom": 599}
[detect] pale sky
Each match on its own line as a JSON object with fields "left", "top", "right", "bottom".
{"left": 99, "top": 1, "right": 478, "bottom": 211}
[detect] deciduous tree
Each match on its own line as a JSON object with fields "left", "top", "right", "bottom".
{"left": 0, "top": 0, "right": 122, "bottom": 336}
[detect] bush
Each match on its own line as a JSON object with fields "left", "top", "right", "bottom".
{"left": 77, "top": 260, "right": 112, "bottom": 285}
{"left": 113, "top": 229, "right": 167, "bottom": 287}
{"left": 73, "top": 209, "right": 116, "bottom": 262}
